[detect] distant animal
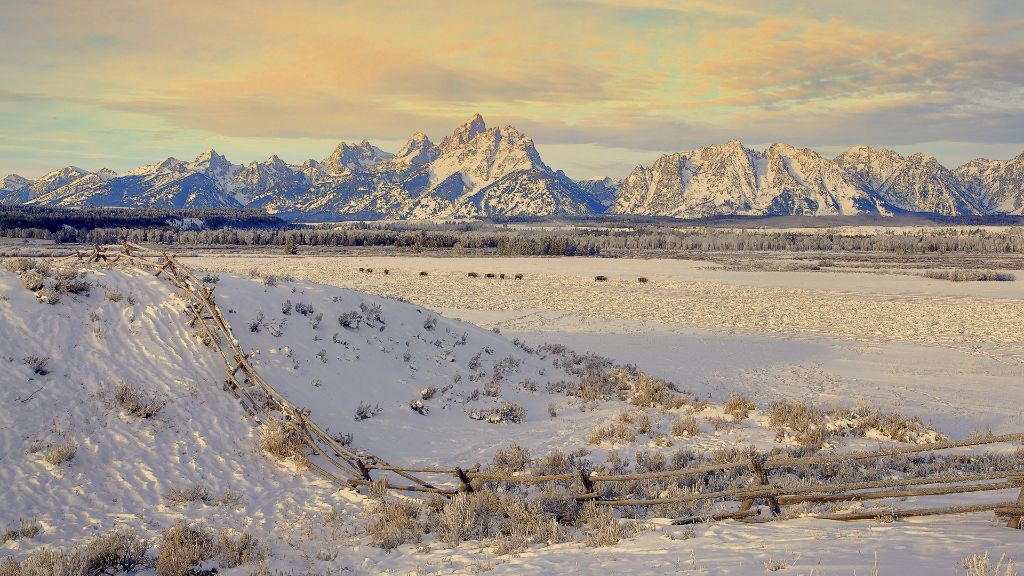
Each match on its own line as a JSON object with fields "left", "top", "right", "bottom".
{"left": 485, "top": 273, "right": 496, "bottom": 278}
{"left": 637, "top": 277, "right": 648, "bottom": 283}
{"left": 468, "top": 272, "right": 479, "bottom": 278}
{"left": 514, "top": 273, "right": 523, "bottom": 280}
{"left": 499, "top": 273, "right": 506, "bottom": 279}
{"left": 366, "top": 268, "right": 374, "bottom": 273}
{"left": 358, "top": 267, "right": 365, "bottom": 272}
{"left": 419, "top": 271, "right": 429, "bottom": 276}
{"left": 383, "top": 269, "right": 389, "bottom": 275}
{"left": 594, "top": 275, "right": 608, "bottom": 281}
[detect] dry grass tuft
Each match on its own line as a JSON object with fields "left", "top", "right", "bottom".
{"left": 723, "top": 394, "right": 756, "bottom": 419}
{"left": 111, "top": 381, "right": 165, "bottom": 419}
{"left": 1, "top": 518, "right": 42, "bottom": 544}
{"left": 162, "top": 485, "right": 212, "bottom": 506}
{"left": 44, "top": 441, "right": 77, "bottom": 466}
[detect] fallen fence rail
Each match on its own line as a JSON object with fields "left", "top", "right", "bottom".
{"left": 76, "top": 244, "right": 1024, "bottom": 530}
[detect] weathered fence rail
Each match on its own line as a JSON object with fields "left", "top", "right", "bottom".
{"left": 73, "top": 244, "right": 1024, "bottom": 529}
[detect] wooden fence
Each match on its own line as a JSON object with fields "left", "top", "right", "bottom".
{"left": 74, "top": 244, "right": 1024, "bottom": 529}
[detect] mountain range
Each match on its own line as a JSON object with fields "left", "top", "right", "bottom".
{"left": 2, "top": 114, "right": 1022, "bottom": 220}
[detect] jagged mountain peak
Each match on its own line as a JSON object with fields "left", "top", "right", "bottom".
{"left": 324, "top": 140, "right": 393, "bottom": 174}
{"left": 443, "top": 113, "right": 488, "bottom": 150}
{"left": 2, "top": 174, "right": 31, "bottom": 190}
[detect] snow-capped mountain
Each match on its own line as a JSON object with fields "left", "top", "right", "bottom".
{"left": 1, "top": 174, "right": 33, "bottom": 204}
{"left": 8, "top": 118, "right": 1024, "bottom": 219}
{"left": 27, "top": 157, "right": 242, "bottom": 209}
{"left": 323, "top": 140, "right": 393, "bottom": 175}
{"left": 576, "top": 177, "right": 621, "bottom": 209}
{"left": 611, "top": 140, "right": 884, "bottom": 217}
{"left": 836, "top": 147, "right": 983, "bottom": 216}
{"left": 955, "top": 152, "right": 1024, "bottom": 215}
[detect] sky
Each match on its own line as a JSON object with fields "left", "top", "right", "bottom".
{"left": 2, "top": 0, "right": 1023, "bottom": 180}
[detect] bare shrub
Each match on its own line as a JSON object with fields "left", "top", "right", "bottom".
{"left": 248, "top": 311, "right": 264, "bottom": 333}
{"left": 482, "top": 380, "right": 501, "bottom": 397}
{"left": 12, "top": 547, "right": 85, "bottom": 576}
{"left": 366, "top": 499, "right": 424, "bottom": 550}
{"left": 338, "top": 311, "right": 361, "bottom": 329}
{"left": 45, "top": 441, "right": 77, "bottom": 466}
{"left": 723, "top": 394, "right": 756, "bottom": 419}
{"left": 213, "top": 530, "right": 267, "bottom": 568}
{"left": 111, "top": 381, "right": 165, "bottom": 419}
{"left": 294, "top": 302, "right": 315, "bottom": 316}
{"left": 23, "top": 355, "right": 49, "bottom": 375}
{"left": 156, "top": 522, "right": 214, "bottom": 576}
{"left": 2, "top": 518, "right": 42, "bottom": 543}
{"left": 492, "top": 444, "right": 531, "bottom": 474}
{"left": 259, "top": 421, "right": 304, "bottom": 461}
{"left": 200, "top": 273, "right": 219, "bottom": 284}
{"left": 420, "top": 387, "right": 437, "bottom": 400}
{"left": 162, "top": 485, "right": 211, "bottom": 506}
{"left": 104, "top": 289, "right": 123, "bottom": 303}
{"left": 359, "top": 302, "right": 384, "bottom": 325}
{"left": 767, "top": 399, "right": 827, "bottom": 447}
{"left": 81, "top": 527, "right": 150, "bottom": 576}
{"left": 579, "top": 502, "right": 621, "bottom": 547}
{"left": 423, "top": 316, "right": 437, "bottom": 331}
{"left": 923, "top": 269, "right": 1015, "bottom": 282}
{"left": 281, "top": 299, "right": 292, "bottom": 315}
{"left": 961, "top": 551, "right": 1016, "bottom": 576}
{"left": 354, "top": 401, "right": 382, "bottom": 421}
{"left": 409, "top": 399, "right": 429, "bottom": 415}
{"left": 53, "top": 268, "right": 90, "bottom": 295}
{"left": 671, "top": 416, "right": 700, "bottom": 437}
{"left": 708, "top": 415, "right": 732, "bottom": 431}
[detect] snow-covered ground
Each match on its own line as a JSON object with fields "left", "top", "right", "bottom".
{"left": 187, "top": 255, "right": 1024, "bottom": 437}
{"left": 2, "top": 257, "right": 1022, "bottom": 575}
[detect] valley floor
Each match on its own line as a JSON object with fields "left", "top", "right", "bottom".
{"left": 187, "top": 254, "right": 1024, "bottom": 438}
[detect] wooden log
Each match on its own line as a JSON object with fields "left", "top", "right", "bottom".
{"left": 468, "top": 471, "right": 579, "bottom": 483}
{"left": 587, "top": 485, "right": 775, "bottom": 507}
{"left": 815, "top": 501, "right": 1012, "bottom": 521}
{"left": 589, "top": 459, "right": 752, "bottom": 483}
{"left": 765, "top": 433, "right": 1024, "bottom": 471}
{"left": 778, "top": 480, "right": 1018, "bottom": 505}
{"left": 672, "top": 509, "right": 759, "bottom": 525}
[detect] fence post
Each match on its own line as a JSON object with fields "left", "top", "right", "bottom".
{"left": 750, "top": 455, "right": 782, "bottom": 516}
{"left": 578, "top": 467, "right": 595, "bottom": 496}
{"left": 455, "top": 467, "right": 475, "bottom": 493}
{"left": 1005, "top": 474, "right": 1024, "bottom": 529}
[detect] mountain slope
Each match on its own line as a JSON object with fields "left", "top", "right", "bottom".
{"left": 955, "top": 152, "right": 1024, "bottom": 215}
{"left": 611, "top": 140, "right": 884, "bottom": 217}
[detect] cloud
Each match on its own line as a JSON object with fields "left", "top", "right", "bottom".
{"left": 2, "top": 0, "right": 1023, "bottom": 177}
